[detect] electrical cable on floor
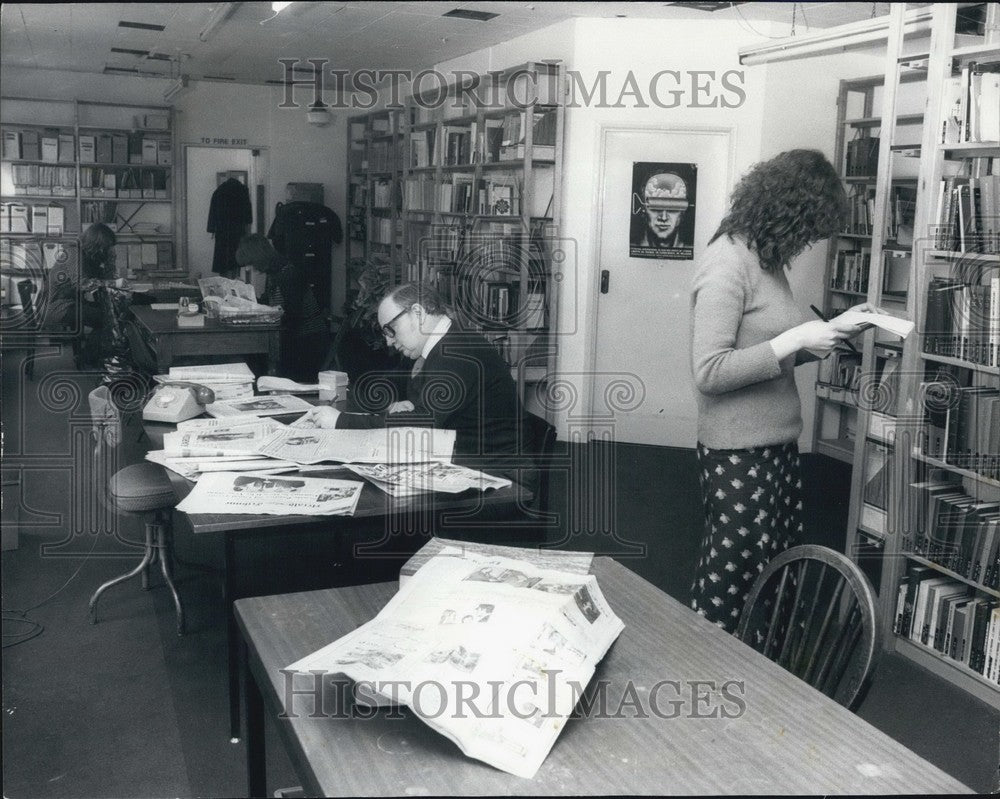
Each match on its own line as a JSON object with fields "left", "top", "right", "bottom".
{"left": 2, "top": 531, "right": 102, "bottom": 649}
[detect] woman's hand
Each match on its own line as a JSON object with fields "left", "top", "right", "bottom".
{"left": 387, "top": 400, "right": 415, "bottom": 414}
{"left": 771, "top": 319, "right": 863, "bottom": 359}
{"left": 291, "top": 406, "right": 340, "bottom": 429}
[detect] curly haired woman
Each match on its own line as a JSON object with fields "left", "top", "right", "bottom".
{"left": 688, "top": 149, "right": 876, "bottom": 632}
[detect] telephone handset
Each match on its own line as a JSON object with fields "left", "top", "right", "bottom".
{"left": 142, "top": 382, "right": 216, "bottom": 423}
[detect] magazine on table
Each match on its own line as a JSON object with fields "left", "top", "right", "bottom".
{"left": 145, "top": 451, "right": 297, "bottom": 481}
{"left": 174, "top": 471, "right": 364, "bottom": 516}
{"left": 175, "top": 416, "right": 286, "bottom": 433}
{"left": 345, "top": 462, "right": 510, "bottom": 497}
{"left": 165, "top": 362, "right": 256, "bottom": 382}
{"left": 256, "top": 426, "right": 456, "bottom": 465}
{"left": 205, "top": 394, "right": 315, "bottom": 418}
{"left": 162, "top": 422, "right": 279, "bottom": 457}
{"left": 287, "top": 543, "right": 623, "bottom": 779}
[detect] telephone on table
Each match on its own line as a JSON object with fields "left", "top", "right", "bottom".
{"left": 142, "top": 382, "right": 216, "bottom": 423}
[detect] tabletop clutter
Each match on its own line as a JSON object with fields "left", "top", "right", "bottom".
{"left": 145, "top": 361, "right": 511, "bottom": 515}
{"left": 286, "top": 536, "right": 623, "bottom": 779}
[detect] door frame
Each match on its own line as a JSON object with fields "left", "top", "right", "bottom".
{"left": 179, "top": 143, "right": 269, "bottom": 275}
{"left": 584, "top": 122, "right": 737, "bottom": 427}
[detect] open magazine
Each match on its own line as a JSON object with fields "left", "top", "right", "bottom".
{"left": 174, "top": 471, "right": 363, "bottom": 516}
{"left": 287, "top": 542, "right": 623, "bottom": 779}
{"left": 257, "top": 426, "right": 456, "bottom": 465}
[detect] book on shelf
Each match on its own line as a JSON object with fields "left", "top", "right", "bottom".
{"left": 933, "top": 158, "right": 999, "bottom": 254}
{"left": 20, "top": 130, "right": 39, "bottom": 161}
{"left": 3, "top": 129, "right": 21, "bottom": 160}
{"left": 832, "top": 248, "right": 871, "bottom": 292}
{"left": 845, "top": 135, "right": 880, "bottom": 177}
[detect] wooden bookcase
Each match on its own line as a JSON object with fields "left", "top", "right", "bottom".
{"left": 823, "top": 3, "right": 1000, "bottom": 708}
{"left": 344, "top": 62, "right": 565, "bottom": 418}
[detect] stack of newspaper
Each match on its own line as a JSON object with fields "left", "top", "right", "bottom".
{"left": 157, "top": 362, "right": 256, "bottom": 403}
{"left": 287, "top": 539, "right": 624, "bottom": 779}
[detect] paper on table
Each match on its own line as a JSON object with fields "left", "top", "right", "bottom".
{"left": 175, "top": 471, "right": 364, "bottom": 515}
{"left": 345, "top": 462, "right": 510, "bottom": 496}
{"left": 205, "top": 394, "right": 314, "bottom": 418}
{"left": 399, "top": 539, "right": 594, "bottom": 586}
{"left": 287, "top": 549, "right": 624, "bottom": 779}
{"left": 162, "top": 423, "right": 278, "bottom": 457}
{"left": 197, "top": 276, "right": 256, "bottom": 302}
{"left": 168, "top": 362, "right": 255, "bottom": 381}
{"left": 256, "top": 375, "right": 321, "bottom": 393}
{"left": 256, "top": 427, "right": 456, "bottom": 465}
{"left": 175, "top": 416, "right": 286, "bottom": 432}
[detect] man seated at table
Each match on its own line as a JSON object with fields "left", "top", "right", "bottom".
{"left": 293, "top": 281, "right": 532, "bottom": 486}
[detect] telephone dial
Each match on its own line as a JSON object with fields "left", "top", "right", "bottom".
{"left": 142, "top": 382, "right": 216, "bottom": 423}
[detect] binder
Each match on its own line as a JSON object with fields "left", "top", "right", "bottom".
{"left": 31, "top": 205, "right": 48, "bottom": 233}
{"left": 9, "top": 204, "right": 29, "bottom": 233}
{"left": 128, "top": 131, "right": 144, "bottom": 164}
{"left": 3, "top": 130, "right": 21, "bottom": 160}
{"left": 95, "top": 133, "right": 113, "bottom": 164}
{"left": 20, "top": 130, "right": 39, "bottom": 160}
{"left": 142, "top": 139, "right": 157, "bottom": 164}
{"left": 46, "top": 204, "right": 64, "bottom": 235}
{"left": 157, "top": 140, "right": 171, "bottom": 165}
{"left": 40, "top": 135, "right": 58, "bottom": 162}
{"left": 58, "top": 133, "right": 75, "bottom": 163}
{"left": 79, "top": 135, "right": 96, "bottom": 163}
{"left": 112, "top": 133, "right": 127, "bottom": 165}
{"left": 156, "top": 241, "right": 173, "bottom": 270}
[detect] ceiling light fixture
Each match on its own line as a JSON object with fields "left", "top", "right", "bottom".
{"left": 738, "top": 4, "right": 933, "bottom": 65}
{"left": 199, "top": 2, "right": 240, "bottom": 42}
{"left": 272, "top": 2, "right": 293, "bottom": 12}
{"left": 163, "top": 75, "right": 190, "bottom": 102}
{"left": 306, "top": 101, "right": 331, "bottom": 127}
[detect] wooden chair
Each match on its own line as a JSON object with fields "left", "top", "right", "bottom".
{"left": 736, "top": 545, "right": 880, "bottom": 710}
{"left": 86, "top": 385, "right": 185, "bottom": 635}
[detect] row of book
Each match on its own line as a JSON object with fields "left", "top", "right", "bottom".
{"left": 831, "top": 249, "right": 871, "bottom": 293}
{"left": 816, "top": 348, "right": 862, "bottom": 391}
{"left": 893, "top": 565, "right": 998, "bottom": 682}
{"left": 408, "top": 110, "right": 557, "bottom": 169}
{"left": 932, "top": 164, "right": 1000, "bottom": 254}
{"left": 843, "top": 185, "right": 876, "bottom": 234}
{"left": 0, "top": 202, "right": 67, "bottom": 235}
{"left": 921, "top": 378, "right": 1000, "bottom": 478}
{"left": 112, "top": 241, "right": 174, "bottom": 273}
{"left": 403, "top": 175, "right": 522, "bottom": 216}
{"left": 904, "top": 479, "right": 999, "bottom": 583}
{"left": 79, "top": 167, "right": 170, "bottom": 199}
{"left": 368, "top": 217, "right": 400, "bottom": 246}
{"left": 8, "top": 164, "right": 77, "bottom": 196}
{"left": 940, "top": 62, "right": 1000, "bottom": 145}
{"left": 2, "top": 129, "right": 171, "bottom": 165}
{"left": 923, "top": 275, "right": 1000, "bottom": 366}
{"left": 371, "top": 178, "right": 395, "bottom": 209}
{"left": 845, "top": 135, "right": 880, "bottom": 177}
{"left": 368, "top": 140, "right": 393, "bottom": 173}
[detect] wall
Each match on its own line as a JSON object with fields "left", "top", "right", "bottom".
{"left": 1, "top": 67, "right": 350, "bottom": 313}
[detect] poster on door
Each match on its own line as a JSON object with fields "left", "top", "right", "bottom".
{"left": 629, "top": 162, "right": 696, "bottom": 261}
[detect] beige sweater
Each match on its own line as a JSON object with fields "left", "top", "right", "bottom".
{"left": 689, "top": 235, "right": 806, "bottom": 449}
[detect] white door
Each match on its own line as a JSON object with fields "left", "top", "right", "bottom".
{"left": 590, "top": 126, "right": 733, "bottom": 446}
{"left": 184, "top": 146, "right": 265, "bottom": 284}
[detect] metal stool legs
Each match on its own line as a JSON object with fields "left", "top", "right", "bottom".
{"left": 88, "top": 512, "right": 184, "bottom": 635}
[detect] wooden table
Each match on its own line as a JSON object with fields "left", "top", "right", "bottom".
{"left": 145, "top": 417, "right": 532, "bottom": 742}
{"left": 234, "top": 557, "right": 971, "bottom": 797}
{"left": 130, "top": 305, "right": 280, "bottom": 374}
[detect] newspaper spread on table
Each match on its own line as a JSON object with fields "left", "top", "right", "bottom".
{"left": 345, "top": 462, "right": 510, "bottom": 497}
{"left": 197, "top": 276, "right": 256, "bottom": 303}
{"left": 162, "top": 422, "right": 280, "bottom": 457}
{"left": 174, "top": 471, "right": 364, "bottom": 516}
{"left": 287, "top": 546, "right": 624, "bottom": 779}
{"left": 257, "top": 426, "right": 456, "bottom": 465}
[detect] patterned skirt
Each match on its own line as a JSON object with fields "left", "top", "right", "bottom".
{"left": 689, "top": 441, "right": 803, "bottom": 632}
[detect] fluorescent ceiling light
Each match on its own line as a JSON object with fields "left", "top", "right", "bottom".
{"left": 199, "top": 2, "right": 239, "bottom": 42}
{"left": 739, "top": 5, "right": 934, "bottom": 65}
{"left": 164, "top": 75, "right": 190, "bottom": 102}
{"left": 272, "top": 2, "right": 292, "bottom": 12}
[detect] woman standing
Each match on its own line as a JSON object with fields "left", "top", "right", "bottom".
{"left": 235, "top": 233, "right": 328, "bottom": 381}
{"left": 688, "top": 149, "right": 873, "bottom": 632}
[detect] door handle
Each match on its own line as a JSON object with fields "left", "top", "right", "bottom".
{"left": 600, "top": 269, "right": 610, "bottom": 294}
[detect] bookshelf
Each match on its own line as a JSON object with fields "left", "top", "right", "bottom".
{"left": 1, "top": 98, "right": 178, "bottom": 290}
{"left": 343, "top": 62, "right": 564, "bottom": 415}
{"left": 847, "top": 3, "right": 1000, "bottom": 708}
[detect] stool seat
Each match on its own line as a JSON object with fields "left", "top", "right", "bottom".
{"left": 108, "top": 462, "right": 177, "bottom": 513}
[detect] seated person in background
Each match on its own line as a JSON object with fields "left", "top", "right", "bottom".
{"left": 294, "top": 281, "right": 530, "bottom": 483}
{"left": 235, "top": 233, "right": 329, "bottom": 382}
{"left": 45, "top": 223, "right": 121, "bottom": 368}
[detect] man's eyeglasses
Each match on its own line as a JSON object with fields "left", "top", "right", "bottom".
{"left": 381, "top": 306, "right": 410, "bottom": 339}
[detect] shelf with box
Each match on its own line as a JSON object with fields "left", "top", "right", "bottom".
{"left": 877, "top": 3, "right": 1000, "bottom": 708}
{"left": 1, "top": 98, "right": 179, "bottom": 287}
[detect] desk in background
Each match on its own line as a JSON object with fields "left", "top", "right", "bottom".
{"left": 130, "top": 305, "right": 280, "bottom": 374}
{"left": 235, "top": 557, "right": 971, "bottom": 796}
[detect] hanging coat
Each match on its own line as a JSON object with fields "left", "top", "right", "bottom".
{"left": 267, "top": 201, "right": 342, "bottom": 310}
{"left": 207, "top": 177, "right": 253, "bottom": 274}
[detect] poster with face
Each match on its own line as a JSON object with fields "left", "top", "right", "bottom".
{"left": 629, "top": 162, "right": 697, "bottom": 261}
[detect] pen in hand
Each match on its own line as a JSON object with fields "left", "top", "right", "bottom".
{"left": 809, "top": 305, "right": 859, "bottom": 354}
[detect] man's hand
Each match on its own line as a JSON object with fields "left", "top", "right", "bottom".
{"left": 291, "top": 406, "right": 340, "bottom": 428}
{"left": 387, "top": 400, "right": 415, "bottom": 414}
